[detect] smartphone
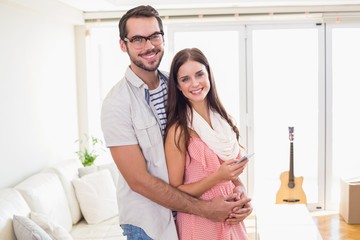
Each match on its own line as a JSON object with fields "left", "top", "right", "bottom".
{"left": 235, "top": 153, "right": 255, "bottom": 164}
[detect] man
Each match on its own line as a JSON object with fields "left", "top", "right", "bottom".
{"left": 101, "top": 5, "right": 252, "bottom": 240}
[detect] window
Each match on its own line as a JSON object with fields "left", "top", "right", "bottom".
{"left": 327, "top": 25, "right": 360, "bottom": 209}
{"left": 167, "top": 23, "right": 246, "bottom": 134}
{"left": 247, "top": 25, "right": 324, "bottom": 210}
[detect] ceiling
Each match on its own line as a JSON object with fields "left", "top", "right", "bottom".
{"left": 56, "top": 0, "right": 360, "bottom": 12}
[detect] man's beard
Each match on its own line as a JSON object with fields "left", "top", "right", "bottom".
{"left": 130, "top": 49, "right": 164, "bottom": 72}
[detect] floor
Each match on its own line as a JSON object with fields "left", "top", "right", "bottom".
{"left": 312, "top": 211, "right": 360, "bottom": 240}
{"left": 245, "top": 211, "right": 360, "bottom": 240}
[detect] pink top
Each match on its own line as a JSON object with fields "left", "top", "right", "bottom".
{"left": 176, "top": 136, "right": 248, "bottom": 240}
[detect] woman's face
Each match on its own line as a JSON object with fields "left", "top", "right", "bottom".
{"left": 176, "top": 60, "right": 210, "bottom": 107}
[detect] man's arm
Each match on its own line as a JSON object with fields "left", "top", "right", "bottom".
{"left": 110, "top": 145, "right": 250, "bottom": 222}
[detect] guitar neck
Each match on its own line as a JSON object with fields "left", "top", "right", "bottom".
{"left": 287, "top": 126, "right": 295, "bottom": 188}
{"left": 289, "top": 141, "right": 294, "bottom": 182}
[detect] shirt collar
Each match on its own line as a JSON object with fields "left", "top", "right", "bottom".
{"left": 125, "top": 66, "right": 166, "bottom": 89}
{"left": 125, "top": 66, "right": 147, "bottom": 89}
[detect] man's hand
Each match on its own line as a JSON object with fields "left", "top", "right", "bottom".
{"left": 201, "top": 194, "right": 251, "bottom": 222}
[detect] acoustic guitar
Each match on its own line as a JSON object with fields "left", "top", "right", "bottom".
{"left": 276, "top": 127, "right": 307, "bottom": 204}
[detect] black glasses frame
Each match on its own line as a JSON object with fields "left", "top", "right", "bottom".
{"left": 124, "top": 31, "right": 164, "bottom": 49}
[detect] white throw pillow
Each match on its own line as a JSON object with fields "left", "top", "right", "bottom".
{"left": 78, "top": 162, "right": 119, "bottom": 186}
{"left": 30, "top": 212, "right": 73, "bottom": 240}
{"left": 13, "top": 215, "right": 52, "bottom": 240}
{"left": 72, "top": 169, "right": 118, "bottom": 224}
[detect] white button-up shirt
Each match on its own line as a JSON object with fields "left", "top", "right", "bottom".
{"left": 101, "top": 67, "right": 177, "bottom": 239}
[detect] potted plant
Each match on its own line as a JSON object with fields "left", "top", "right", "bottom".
{"left": 76, "top": 134, "right": 104, "bottom": 167}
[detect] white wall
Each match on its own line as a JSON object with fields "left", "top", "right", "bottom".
{"left": 0, "top": 1, "right": 83, "bottom": 188}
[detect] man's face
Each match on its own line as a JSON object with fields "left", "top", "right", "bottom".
{"left": 121, "top": 17, "right": 164, "bottom": 73}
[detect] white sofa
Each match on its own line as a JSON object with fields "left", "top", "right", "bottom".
{"left": 0, "top": 159, "right": 126, "bottom": 240}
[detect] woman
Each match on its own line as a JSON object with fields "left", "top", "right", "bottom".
{"left": 165, "top": 48, "right": 250, "bottom": 240}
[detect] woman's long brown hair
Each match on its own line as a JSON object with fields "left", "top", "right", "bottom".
{"left": 165, "top": 48, "right": 240, "bottom": 151}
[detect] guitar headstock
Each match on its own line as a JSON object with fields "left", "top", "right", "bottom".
{"left": 288, "top": 126, "right": 294, "bottom": 142}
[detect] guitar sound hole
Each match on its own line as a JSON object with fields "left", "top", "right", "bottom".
{"left": 288, "top": 182, "right": 295, "bottom": 188}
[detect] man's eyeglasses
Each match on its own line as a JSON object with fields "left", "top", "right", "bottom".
{"left": 124, "top": 31, "right": 164, "bottom": 50}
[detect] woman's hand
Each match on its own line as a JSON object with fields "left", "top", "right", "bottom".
{"left": 214, "top": 159, "right": 248, "bottom": 182}
{"left": 226, "top": 185, "right": 253, "bottom": 225}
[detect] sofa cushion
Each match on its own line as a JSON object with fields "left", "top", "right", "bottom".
{"left": 45, "top": 159, "right": 83, "bottom": 224}
{"left": 70, "top": 216, "right": 125, "bottom": 240}
{"left": 72, "top": 170, "right": 118, "bottom": 224}
{"left": 78, "top": 162, "right": 119, "bottom": 186}
{"left": 30, "top": 212, "right": 72, "bottom": 240}
{"left": 13, "top": 215, "right": 51, "bottom": 240}
{"left": 0, "top": 189, "right": 31, "bottom": 240}
{"left": 15, "top": 172, "right": 73, "bottom": 232}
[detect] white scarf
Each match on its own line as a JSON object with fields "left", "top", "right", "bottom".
{"left": 188, "top": 108, "right": 240, "bottom": 160}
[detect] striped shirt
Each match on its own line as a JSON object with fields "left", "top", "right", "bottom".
{"left": 149, "top": 77, "right": 167, "bottom": 136}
